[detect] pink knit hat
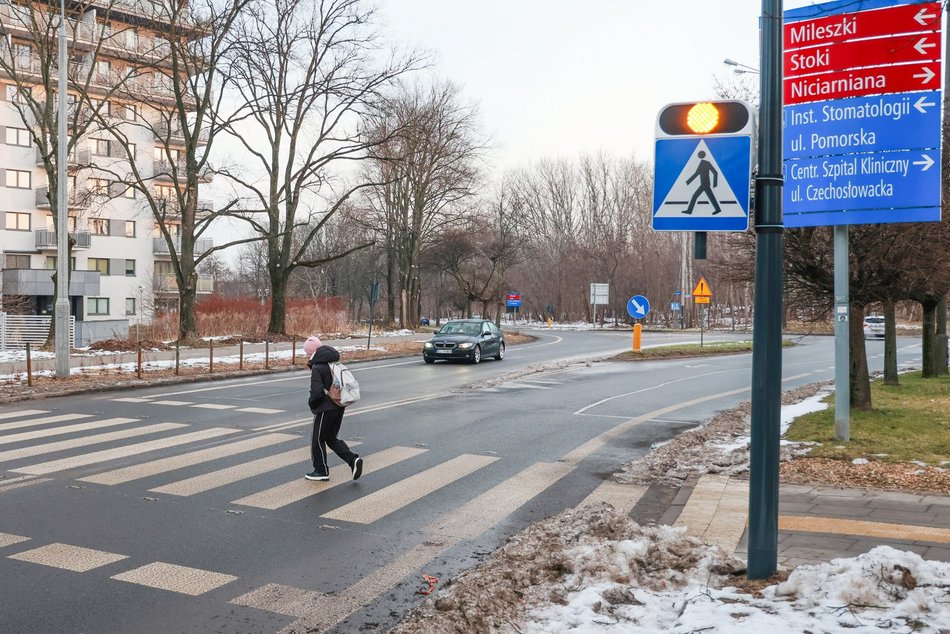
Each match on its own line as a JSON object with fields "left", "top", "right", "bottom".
{"left": 303, "top": 336, "right": 322, "bottom": 356}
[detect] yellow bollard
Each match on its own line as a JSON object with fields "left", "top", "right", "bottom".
{"left": 633, "top": 323, "right": 642, "bottom": 351}
{"left": 547, "top": 317, "right": 553, "bottom": 328}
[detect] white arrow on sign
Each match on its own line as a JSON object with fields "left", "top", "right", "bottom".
{"left": 915, "top": 7, "right": 937, "bottom": 26}
{"left": 913, "top": 154, "right": 935, "bottom": 171}
{"left": 631, "top": 298, "right": 644, "bottom": 313}
{"left": 914, "top": 66, "right": 936, "bottom": 84}
{"left": 914, "top": 36, "right": 938, "bottom": 55}
{"left": 914, "top": 95, "right": 937, "bottom": 113}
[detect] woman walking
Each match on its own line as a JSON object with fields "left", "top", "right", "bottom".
{"left": 304, "top": 336, "right": 363, "bottom": 482}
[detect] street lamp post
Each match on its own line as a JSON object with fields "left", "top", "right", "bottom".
{"left": 54, "top": 0, "right": 69, "bottom": 378}
{"left": 723, "top": 58, "right": 761, "bottom": 75}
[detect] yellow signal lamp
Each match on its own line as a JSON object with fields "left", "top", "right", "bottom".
{"left": 686, "top": 103, "right": 720, "bottom": 134}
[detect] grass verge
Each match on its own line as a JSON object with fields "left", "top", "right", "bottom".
{"left": 784, "top": 373, "right": 950, "bottom": 465}
{"left": 612, "top": 339, "right": 795, "bottom": 361}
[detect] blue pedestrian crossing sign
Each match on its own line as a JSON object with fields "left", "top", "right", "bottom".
{"left": 652, "top": 100, "right": 755, "bottom": 232}
{"left": 626, "top": 295, "right": 650, "bottom": 319}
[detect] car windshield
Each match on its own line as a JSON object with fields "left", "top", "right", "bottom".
{"left": 439, "top": 322, "right": 481, "bottom": 336}
{"left": 866, "top": 317, "right": 884, "bottom": 323}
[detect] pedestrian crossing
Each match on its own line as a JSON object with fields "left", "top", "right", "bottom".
{"left": 0, "top": 402, "right": 607, "bottom": 632}
{"left": 111, "top": 396, "right": 285, "bottom": 415}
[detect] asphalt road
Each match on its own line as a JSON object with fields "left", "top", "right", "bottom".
{"left": 0, "top": 330, "right": 922, "bottom": 633}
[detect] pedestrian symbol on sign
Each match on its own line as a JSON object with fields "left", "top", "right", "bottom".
{"left": 684, "top": 151, "right": 721, "bottom": 215}
{"left": 656, "top": 141, "right": 743, "bottom": 219}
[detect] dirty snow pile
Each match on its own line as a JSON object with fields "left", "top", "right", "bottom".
{"left": 394, "top": 504, "right": 950, "bottom": 634}
{"left": 616, "top": 382, "right": 829, "bottom": 487}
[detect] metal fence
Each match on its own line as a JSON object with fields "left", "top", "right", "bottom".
{"left": 0, "top": 313, "right": 76, "bottom": 351}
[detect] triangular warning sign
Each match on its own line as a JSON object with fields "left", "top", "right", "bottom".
{"left": 655, "top": 140, "right": 746, "bottom": 218}
{"left": 692, "top": 277, "right": 711, "bottom": 297}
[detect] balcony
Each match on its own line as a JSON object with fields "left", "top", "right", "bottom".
{"left": 153, "top": 160, "right": 213, "bottom": 183}
{"left": 35, "top": 229, "right": 92, "bottom": 250}
{"left": 35, "top": 186, "right": 92, "bottom": 210}
{"left": 152, "top": 237, "right": 213, "bottom": 256}
{"left": 0, "top": 3, "right": 32, "bottom": 38}
{"left": 153, "top": 273, "right": 214, "bottom": 294}
{"left": 153, "top": 120, "right": 209, "bottom": 146}
{"left": 1, "top": 268, "right": 100, "bottom": 296}
{"left": 36, "top": 147, "right": 90, "bottom": 169}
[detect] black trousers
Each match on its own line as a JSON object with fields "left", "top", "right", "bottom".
{"left": 311, "top": 409, "right": 357, "bottom": 475}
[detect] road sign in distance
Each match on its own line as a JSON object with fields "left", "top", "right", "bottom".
{"left": 627, "top": 295, "right": 651, "bottom": 320}
{"left": 692, "top": 277, "right": 712, "bottom": 298}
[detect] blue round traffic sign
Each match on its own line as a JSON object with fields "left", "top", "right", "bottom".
{"left": 626, "top": 295, "right": 650, "bottom": 319}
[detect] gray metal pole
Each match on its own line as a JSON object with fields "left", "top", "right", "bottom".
{"left": 834, "top": 225, "right": 850, "bottom": 440}
{"left": 54, "top": 0, "right": 70, "bottom": 378}
{"left": 748, "top": 0, "right": 784, "bottom": 580}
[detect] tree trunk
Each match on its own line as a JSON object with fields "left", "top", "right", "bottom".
{"left": 883, "top": 301, "right": 898, "bottom": 386}
{"left": 268, "top": 271, "right": 287, "bottom": 335}
{"left": 921, "top": 299, "right": 938, "bottom": 378}
{"left": 849, "top": 303, "right": 872, "bottom": 410}
{"left": 178, "top": 272, "right": 200, "bottom": 342}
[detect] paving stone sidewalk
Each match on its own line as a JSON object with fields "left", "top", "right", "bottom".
{"left": 651, "top": 474, "right": 950, "bottom": 569}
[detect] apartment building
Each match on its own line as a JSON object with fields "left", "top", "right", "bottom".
{"left": 0, "top": 0, "right": 213, "bottom": 345}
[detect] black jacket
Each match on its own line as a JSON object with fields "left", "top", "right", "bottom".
{"left": 308, "top": 345, "right": 343, "bottom": 414}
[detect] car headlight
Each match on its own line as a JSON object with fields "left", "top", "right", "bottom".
{"left": 424, "top": 342, "right": 433, "bottom": 349}
{"left": 457, "top": 342, "right": 474, "bottom": 349}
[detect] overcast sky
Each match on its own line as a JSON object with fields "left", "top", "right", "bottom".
{"left": 377, "top": 1, "right": 805, "bottom": 173}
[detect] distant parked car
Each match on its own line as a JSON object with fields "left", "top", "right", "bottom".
{"left": 423, "top": 319, "right": 505, "bottom": 364}
{"left": 420, "top": 316, "right": 430, "bottom": 326}
{"left": 863, "top": 315, "right": 885, "bottom": 339}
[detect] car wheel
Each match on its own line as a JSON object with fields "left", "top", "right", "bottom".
{"left": 495, "top": 342, "right": 505, "bottom": 361}
{"left": 471, "top": 345, "right": 481, "bottom": 364}
{"left": 424, "top": 356, "right": 434, "bottom": 364}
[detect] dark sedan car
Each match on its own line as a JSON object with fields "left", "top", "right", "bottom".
{"left": 423, "top": 319, "right": 505, "bottom": 364}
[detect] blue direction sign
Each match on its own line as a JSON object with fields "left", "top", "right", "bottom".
{"left": 783, "top": 0, "right": 943, "bottom": 227}
{"left": 784, "top": 149, "right": 939, "bottom": 227}
{"left": 627, "top": 295, "right": 650, "bottom": 320}
{"left": 671, "top": 301, "right": 681, "bottom": 311}
{"left": 653, "top": 136, "right": 752, "bottom": 231}
{"left": 783, "top": 92, "right": 941, "bottom": 160}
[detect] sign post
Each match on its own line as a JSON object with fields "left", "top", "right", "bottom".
{"left": 505, "top": 293, "right": 522, "bottom": 321}
{"left": 692, "top": 278, "right": 712, "bottom": 347}
{"left": 589, "top": 283, "right": 609, "bottom": 326}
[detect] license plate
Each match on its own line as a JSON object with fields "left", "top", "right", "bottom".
{"left": 437, "top": 349, "right": 452, "bottom": 354}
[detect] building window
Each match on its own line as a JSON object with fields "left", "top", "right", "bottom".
{"left": 125, "top": 298, "right": 136, "bottom": 315}
{"left": 4, "top": 127, "right": 31, "bottom": 147}
{"left": 92, "top": 138, "right": 110, "bottom": 156}
{"left": 123, "top": 186, "right": 136, "bottom": 199}
{"left": 127, "top": 142, "right": 136, "bottom": 162}
{"left": 5, "top": 85, "right": 27, "bottom": 103}
{"left": 89, "top": 218, "right": 108, "bottom": 235}
{"left": 95, "top": 60, "right": 111, "bottom": 77}
{"left": 124, "top": 220, "right": 136, "bottom": 237}
{"left": 4, "top": 211, "right": 30, "bottom": 230}
{"left": 88, "top": 297, "right": 109, "bottom": 316}
{"left": 88, "top": 178, "right": 110, "bottom": 196}
{"left": 45, "top": 256, "right": 77, "bottom": 271}
{"left": 125, "top": 259, "right": 135, "bottom": 276}
{"left": 123, "top": 104, "right": 137, "bottom": 121}
{"left": 4, "top": 254, "right": 30, "bottom": 269}
{"left": 89, "top": 258, "right": 109, "bottom": 275}
{"left": 5, "top": 169, "right": 31, "bottom": 189}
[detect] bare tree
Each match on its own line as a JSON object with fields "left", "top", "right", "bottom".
{"left": 357, "top": 81, "right": 484, "bottom": 328}
{"left": 220, "top": 0, "right": 422, "bottom": 335}
{"left": 92, "top": 0, "right": 252, "bottom": 342}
